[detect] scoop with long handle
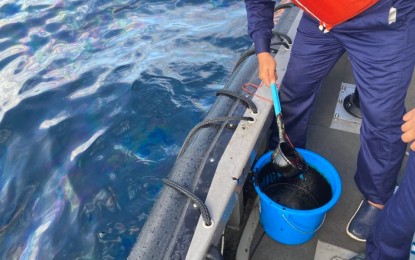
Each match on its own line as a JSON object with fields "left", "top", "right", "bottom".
{"left": 270, "top": 83, "right": 308, "bottom": 177}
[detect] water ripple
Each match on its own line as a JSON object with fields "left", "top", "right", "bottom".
{"left": 0, "top": 0, "right": 250, "bottom": 258}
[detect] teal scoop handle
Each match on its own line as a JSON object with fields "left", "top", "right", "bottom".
{"left": 270, "top": 83, "right": 281, "bottom": 115}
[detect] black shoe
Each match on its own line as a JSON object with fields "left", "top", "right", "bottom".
{"left": 346, "top": 198, "right": 381, "bottom": 242}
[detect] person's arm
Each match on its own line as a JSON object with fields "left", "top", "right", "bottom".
{"left": 245, "top": 0, "right": 277, "bottom": 87}
{"left": 245, "top": 0, "right": 275, "bottom": 54}
{"left": 402, "top": 108, "right": 415, "bottom": 151}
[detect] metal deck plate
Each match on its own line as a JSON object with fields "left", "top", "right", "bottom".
{"left": 329, "top": 83, "right": 362, "bottom": 135}
{"left": 314, "top": 240, "right": 357, "bottom": 260}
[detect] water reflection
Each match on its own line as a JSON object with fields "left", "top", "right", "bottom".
{"left": 0, "top": 0, "right": 250, "bottom": 258}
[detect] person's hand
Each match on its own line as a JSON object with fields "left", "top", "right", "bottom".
{"left": 257, "top": 52, "right": 277, "bottom": 87}
{"left": 402, "top": 108, "right": 415, "bottom": 151}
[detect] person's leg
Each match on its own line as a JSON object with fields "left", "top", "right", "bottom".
{"left": 366, "top": 151, "right": 415, "bottom": 259}
{"left": 269, "top": 14, "right": 345, "bottom": 149}
{"left": 345, "top": 0, "right": 415, "bottom": 205}
{"left": 335, "top": 0, "right": 415, "bottom": 241}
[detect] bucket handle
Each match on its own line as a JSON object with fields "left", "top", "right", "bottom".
{"left": 282, "top": 214, "right": 326, "bottom": 234}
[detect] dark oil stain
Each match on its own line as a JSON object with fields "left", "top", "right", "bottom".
{"left": 257, "top": 163, "right": 332, "bottom": 210}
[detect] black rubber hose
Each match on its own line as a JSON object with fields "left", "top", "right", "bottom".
{"left": 274, "top": 2, "right": 295, "bottom": 12}
{"left": 216, "top": 89, "right": 258, "bottom": 114}
{"left": 177, "top": 116, "right": 253, "bottom": 158}
{"left": 162, "top": 179, "right": 212, "bottom": 226}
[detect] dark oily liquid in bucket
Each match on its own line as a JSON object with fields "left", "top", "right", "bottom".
{"left": 259, "top": 163, "right": 332, "bottom": 210}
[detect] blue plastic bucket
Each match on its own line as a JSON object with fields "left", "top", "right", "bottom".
{"left": 253, "top": 148, "right": 342, "bottom": 245}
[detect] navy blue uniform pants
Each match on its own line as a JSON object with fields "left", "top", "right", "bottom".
{"left": 366, "top": 150, "right": 415, "bottom": 259}
{"left": 279, "top": 0, "right": 415, "bottom": 204}
{"left": 275, "top": 0, "right": 415, "bottom": 257}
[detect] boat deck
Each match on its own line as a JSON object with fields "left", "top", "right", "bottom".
{"left": 243, "top": 54, "right": 415, "bottom": 260}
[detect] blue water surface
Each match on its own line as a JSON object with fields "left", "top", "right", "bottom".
{"left": 0, "top": 0, "right": 251, "bottom": 259}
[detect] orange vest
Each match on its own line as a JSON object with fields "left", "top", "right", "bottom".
{"left": 293, "top": 0, "right": 379, "bottom": 32}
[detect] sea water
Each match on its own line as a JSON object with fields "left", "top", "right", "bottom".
{"left": 0, "top": 1, "right": 250, "bottom": 258}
